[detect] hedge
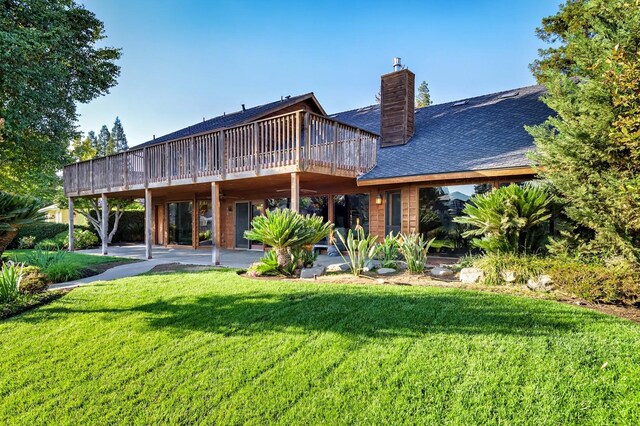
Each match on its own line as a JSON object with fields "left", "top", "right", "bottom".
{"left": 88, "top": 210, "right": 144, "bottom": 243}
{"left": 8, "top": 222, "right": 68, "bottom": 249}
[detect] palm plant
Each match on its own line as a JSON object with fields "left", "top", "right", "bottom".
{"left": 244, "top": 209, "right": 332, "bottom": 270}
{"left": 334, "top": 228, "right": 378, "bottom": 276}
{"left": 453, "top": 183, "right": 553, "bottom": 254}
{"left": 0, "top": 192, "right": 45, "bottom": 259}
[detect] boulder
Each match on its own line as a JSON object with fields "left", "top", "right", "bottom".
{"left": 377, "top": 268, "right": 396, "bottom": 275}
{"left": 326, "top": 263, "right": 349, "bottom": 273}
{"left": 430, "top": 266, "right": 454, "bottom": 278}
{"left": 396, "top": 261, "right": 408, "bottom": 271}
{"left": 300, "top": 265, "right": 326, "bottom": 279}
{"left": 326, "top": 246, "right": 341, "bottom": 257}
{"left": 459, "top": 267, "right": 484, "bottom": 284}
{"left": 364, "top": 259, "right": 382, "bottom": 270}
{"left": 527, "top": 274, "right": 553, "bottom": 291}
{"left": 501, "top": 270, "right": 517, "bottom": 283}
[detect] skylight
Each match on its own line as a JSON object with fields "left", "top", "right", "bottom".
{"left": 500, "top": 91, "right": 519, "bottom": 98}
{"left": 452, "top": 100, "right": 468, "bottom": 107}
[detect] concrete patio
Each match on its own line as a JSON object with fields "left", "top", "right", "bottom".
{"left": 76, "top": 244, "right": 346, "bottom": 269}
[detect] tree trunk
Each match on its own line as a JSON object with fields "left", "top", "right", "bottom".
{"left": 0, "top": 229, "right": 19, "bottom": 260}
{"left": 275, "top": 247, "right": 290, "bottom": 268}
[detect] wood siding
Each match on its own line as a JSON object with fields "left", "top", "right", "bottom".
{"left": 380, "top": 68, "right": 415, "bottom": 147}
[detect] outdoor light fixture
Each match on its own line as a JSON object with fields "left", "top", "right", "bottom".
{"left": 375, "top": 194, "right": 383, "bottom": 205}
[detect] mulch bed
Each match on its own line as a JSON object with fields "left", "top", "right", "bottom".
{"left": 0, "top": 290, "right": 70, "bottom": 320}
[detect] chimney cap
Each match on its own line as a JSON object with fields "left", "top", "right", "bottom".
{"left": 393, "top": 57, "right": 402, "bottom": 72}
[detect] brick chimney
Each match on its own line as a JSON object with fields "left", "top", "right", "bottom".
{"left": 380, "top": 57, "right": 415, "bottom": 147}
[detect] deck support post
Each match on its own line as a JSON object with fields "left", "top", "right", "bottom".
{"left": 145, "top": 188, "right": 152, "bottom": 259}
{"left": 101, "top": 193, "right": 108, "bottom": 255}
{"left": 68, "top": 197, "right": 75, "bottom": 252}
{"left": 211, "top": 182, "right": 220, "bottom": 265}
{"left": 290, "top": 172, "right": 300, "bottom": 213}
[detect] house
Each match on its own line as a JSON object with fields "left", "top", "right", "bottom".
{"left": 62, "top": 58, "right": 552, "bottom": 262}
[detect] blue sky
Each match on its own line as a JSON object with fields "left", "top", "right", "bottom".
{"left": 77, "top": 0, "right": 560, "bottom": 148}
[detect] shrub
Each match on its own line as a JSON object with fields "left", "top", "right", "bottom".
{"left": 35, "top": 239, "right": 62, "bottom": 251}
{"left": 376, "top": 232, "right": 401, "bottom": 268}
{"left": 18, "top": 266, "right": 49, "bottom": 294}
{"left": 473, "top": 253, "right": 549, "bottom": 286}
{"left": 454, "top": 183, "right": 553, "bottom": 254}
{"left": 65, "top": 229, "right": 98, "bottom": 250}
{"left": 244, "top": 209, "right": 331, "bottom": 272}
{"left": 247, "top": 250, "right": 282, "bottom": 277}
{"left": 334, "top": 228, "right": 378, "bottom": 276}
{"left": 399, "top": 233, "right": 434, "bottom": 274}
{"left": 17, "top": 235, "right": 36, "bottom": 249}
{"left": 0, "top": 262, "right": 23, "bottom": 303}
{"left": 44, "top": 262, "right": 81, "bottom": 283}
{"left": 292, "top": 247, "right": 318, "bottom": 269}
{"left": 8, "top": 222, "right": 68, "bottom": 248}
{"left": 25, "top": 249, "right": 68, "bottom": 269}
{"left": 549, "top": 262, "right": 640, "bottom": 306}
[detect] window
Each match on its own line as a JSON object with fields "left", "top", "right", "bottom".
{"left": 266, "top": 198, "right": 289, "bottom": 211}
{"left": 334, "top": 194, "right": 369, "bottom": 234}
{"left": 168, "top": 201, "right": 193, "bottom": 245}
{"left": 300, "top": 196, "right": 329, "bottom": 221}
{"left": 418, "top": 184, "right": 490, "bottom": 252}
{"left": 197, "top": 200, "right": 212, "bottom": 245}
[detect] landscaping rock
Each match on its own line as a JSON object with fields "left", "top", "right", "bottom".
{"left": 300, "top": 265, "right": 326, "bottom": 279}
{"left": 459, "top": 267, "right": 484, "bottom": 284}
{"left": 501, "top": 270, "right": 517, "bottom": 283}
{"left": 377, "top": 268, "right": 396, "bottom": 275}
{"left": 430, "top": 266, "right": 454, "bottom": 278}
{"left": 396, "top": 261, "right": 408, "bottom": 271}
{"left": 364, "top": 259, "right": 382, "bottom": 270}
{"left": 326, "top": 263, "right": 349, "bottom": 273}
{"left": 527, "top": 274, "right": 553, "bottom": 291}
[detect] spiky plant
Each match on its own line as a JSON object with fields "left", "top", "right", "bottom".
{"left": 453, "top": 183, "right": 553, "bottom": 254}
{"left": 0, "top": 192, "right": 45, "bottom": 258}
{"left": 376, "top": 231, "right": 401, "bottom": 268}
{"left": 398, "top": 233, "right": 434, "bottom": 274}
{"left": 244, "top": 209, "right": 332, "bottom": 270}
{"left": 334, "top": 228, "right": 378, "bottom": 276}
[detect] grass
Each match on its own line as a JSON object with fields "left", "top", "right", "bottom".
{"left": 1, "top": 270, "right": 639, "bottom": 424}
{"left": 4, "top": 249, "right": 135, "bottom": 271}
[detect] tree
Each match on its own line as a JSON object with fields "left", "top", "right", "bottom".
{"left": 72, "top": 198, "right": 129, "bottom": 245}
{"left": 97, "top": 125, "right": 111, "bottom": 157}
{"left": 0, "top": 191, "right": 45, "bottom": 258}
{"left": 415, "top": 81, "right": 432, "bottom": 108}
{"left": 70, "top": 134, "right": 97, "bottom": 162}
{"left": 111, "top": 117, "right": 128, "bottom": 152}
{"left": 0, "top": 0, "right": 121, "bottom": 200}
{"left": 526, "top": 0, "right": 640, "bottom": 260}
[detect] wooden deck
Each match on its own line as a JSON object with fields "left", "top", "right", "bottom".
{"left": 63, "top": 111, "right": 378, "bottom": 197}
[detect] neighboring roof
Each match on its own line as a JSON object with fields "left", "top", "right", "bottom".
{"left": 136, "top": 93, "right": 323, "bottom": 148}
{"left": 330, "top": 84, "right": 552, "bottom": 181}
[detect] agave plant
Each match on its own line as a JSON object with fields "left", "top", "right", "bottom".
{"left": 0, "top": 192, "right": 45, "bottom": 258}
{"left": 334, "top": 228, "right": 378, "bottom": 276}
{"left": 244, "top": 209, "right": 332, "bottom": 270}
{"left": 453, "top": 183, "right": 553, "bottom": 254}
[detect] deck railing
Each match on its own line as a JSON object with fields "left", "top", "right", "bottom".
{"left": 63, "top": 111, "right": 378, "bottom": 196}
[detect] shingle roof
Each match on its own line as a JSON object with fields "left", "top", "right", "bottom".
{"left": 330, "top": 84, "right": 552, "bottom": 181}
{"left": 136, "top": 93, "right": 317, "bottom": 148}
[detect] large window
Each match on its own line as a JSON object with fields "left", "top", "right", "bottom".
{"left": 197, "top": 200, "right": 212, "bottom": 246}
{"left": 168, "top": 201, "right": 193, "bottom": 245}
{"left": 300, "top": 196, "right": 329, "bottom": 221}
{"left": 266, "top": 198, "right": 289, "bottom": 211}
{"left": 334, "top": 194, "right": 369, "bottom": 234}
{"left": 418, "top": 184, "right": 490, "bottom": 252}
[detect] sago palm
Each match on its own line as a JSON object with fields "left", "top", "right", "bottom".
{"left": 0, "top": 191, "right": 45, "bottom": 258}
{"left": 454, "top": 184, "right": 553, "bottom": 254}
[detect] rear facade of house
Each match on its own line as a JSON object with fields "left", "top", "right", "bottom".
{"left": 63, "top": 60, "right": 552, "bottom": 262}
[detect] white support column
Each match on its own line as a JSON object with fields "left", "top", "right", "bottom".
{"left": 68, "top": 197, "right": 75, "bottom": 252}
{"left": 101, "top": 193, "right": 108, "bottom": 255}
{"left": 290, "top": 172, "right": 300, "bottom": 213}
{"left": 211, "top": 182, "right": 220, "bottom": 265}
{"left": 145, "top": 188, "right": 152, "bottom": 259}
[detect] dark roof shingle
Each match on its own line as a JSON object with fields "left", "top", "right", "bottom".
{"left": 330, "top": 84, "right": 552, "bottom": 181}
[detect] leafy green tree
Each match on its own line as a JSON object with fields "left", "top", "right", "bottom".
{"left": 0, "top": 191, "right": 45, "bottom": 258}
{"left": 415, "top": 81, "right": 432, "bottom": 108}
{"left": 0, "top": 0, "right": 121, "bottom": 200}
{"left": 111, "top": 117, "right": 128, "bottom": 152}
{"left": 70, "top": 134, "right": 97, "bottom": 162}
{"left": 454, "top": 184, "right": 553, "bottom": 254}
{"left": 527, "top": 0, "right": 640, "bottom": 260}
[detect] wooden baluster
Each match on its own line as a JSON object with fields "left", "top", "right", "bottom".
{"left": 123, "top": 151, "right": 128, "bottom": 189}
{"left": 90, "top": 160, "right": 94, "bottom": 193}
{"left": 331, "top": 123, "right": 338, "bottom": 174}
{"left": 220, "top": 130, "right": 226, "bottom": 179}
{"left": 143, "top": 147, "right": 149, "bottom": 187}
{"left": 191, "top": 137, "right": 196, "bottom": 182}
{"left": 253, "top": 122, "right": 260, "bottom": 175}
{"left": 295, "top": 111, "right": 301, "bottom": 169}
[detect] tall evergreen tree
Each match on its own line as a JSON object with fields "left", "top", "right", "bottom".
{"left": 415, "top": 81, "right": 432, "bottom": 108}
{"left": 86, "top": 130, "right": 99, "bottom": 156}
{"left": 111, "top": 117, "right": 128, "bottom": 152}
{"left": 527, "top": 0, "right": 640, "bottom": 260}
{"left": 97, "top": 125, "right": 111, "bottom": 157}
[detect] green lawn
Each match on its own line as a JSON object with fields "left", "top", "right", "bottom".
{"left": 1, "top": 270, "right": 639, "bottom": 424}
{"left": 5, "top": 249, "right": 135, "bottom": 270}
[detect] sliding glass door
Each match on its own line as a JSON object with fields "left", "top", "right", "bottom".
{"left": 167, "top": 201, "right": 193, "bottom": 246}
